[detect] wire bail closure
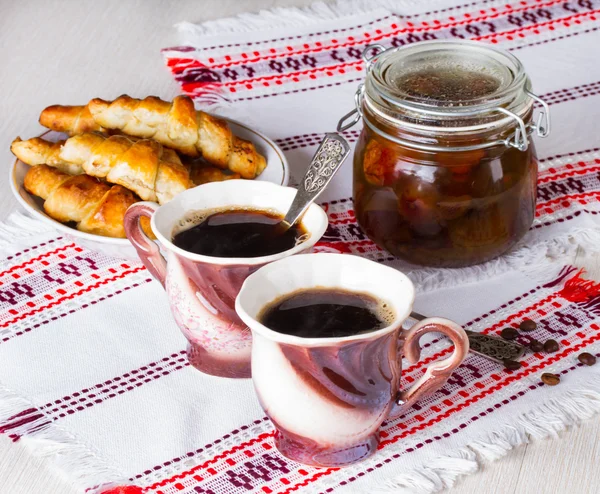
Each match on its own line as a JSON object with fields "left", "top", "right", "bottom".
{"left": 335, "top": 45, "right": 385, "bottom": 132}
{"left": 336, "top": 43, "right": 551, "bottom": 152}
{"left": 336, "top": 84, "right": 364, "bottom": 132}
{"left": 526, "top": 89, "right": 551, "bottom": 138}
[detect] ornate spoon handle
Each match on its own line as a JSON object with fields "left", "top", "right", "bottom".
{"left": 282, "top": 133, "right": 351, "bottom": 227}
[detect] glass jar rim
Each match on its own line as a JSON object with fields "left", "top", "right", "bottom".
{"left": 367, "top": 40, "right": 530, "bottom": 118}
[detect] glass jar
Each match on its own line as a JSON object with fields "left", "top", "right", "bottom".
{"left": 341, "top": 41, "right": 550, "bottom": 268}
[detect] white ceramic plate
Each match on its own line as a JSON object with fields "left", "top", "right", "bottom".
{"left": 10, "top": 120, "right": 290, "bottom": 260}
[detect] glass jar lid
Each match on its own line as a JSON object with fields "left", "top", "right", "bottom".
{"left": 337, "top": 41, "right": 550, "bottom": 152}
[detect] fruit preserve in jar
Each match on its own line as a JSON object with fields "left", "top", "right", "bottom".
{"left": 344, "top": 41, "right": 550, "bottom": 268}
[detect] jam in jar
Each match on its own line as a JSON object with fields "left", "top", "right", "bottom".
{"left": 347, "top": 41, "right": 550, "bottom": 268}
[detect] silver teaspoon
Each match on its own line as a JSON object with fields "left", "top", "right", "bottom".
{"left": 277, "top": 133, "right": 351, "bottom": 232}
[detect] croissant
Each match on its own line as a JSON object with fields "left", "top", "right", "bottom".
{"left": 12, "top": 135, "right": 183, "bottom": 174}
{"left": 12, "top": 134, "right": 191, "bottom": 205}
{"left": 11, "top": 137, "right": 84, "bottom": 175}
{"left": 24, "top": 164, "right": 151, "bottom": 238}
{"left": 39, "top": 95, "right": 267, "bottom": 179}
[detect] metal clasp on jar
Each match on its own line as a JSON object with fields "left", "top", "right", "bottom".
{"left": 337, "top": 44, "right": 551, "bottom": 153}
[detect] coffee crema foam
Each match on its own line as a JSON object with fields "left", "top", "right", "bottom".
{"left": 355, "top": 295, "right": 395, "bottom": 330}
{"left": 374, "top": 301, "right": 395, "bottom": 327}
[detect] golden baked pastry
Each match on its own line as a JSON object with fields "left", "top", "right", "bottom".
{"left": 39, "top": 95, "right": 267, "bottom": 179}
{"left": 24, "top": 164, "right": 152, "bottom": 239}
{"left": 13, "top": 134, "right": 191, "bottom": 205}
{"left": 39, "top": 104, "right": 103, "bottom": 135}
{"left": 11, "top": 137, "right": 83, "bottom": 175}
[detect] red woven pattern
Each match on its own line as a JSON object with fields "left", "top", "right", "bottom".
{"left": 163, "top": 0, "right": 600, "bottom": 102}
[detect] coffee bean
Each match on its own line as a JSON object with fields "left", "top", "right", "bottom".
{"left": 541, "top": 373, "right": 560, "bottom": 386}
{"left": 519, "top": 319, "right": 537, "bottom": 332}
{"left": 544, "top": 339, "right": 559, "bottom": 353}
{"left": 503, "top": 358, "right": 522, "bottom": 371}
{"left": 529, "top": 339, "right": 544, "bottom": 353}
{"left": 501, "top": 327, "right": 519, "bottom": 340}
{"left": 578, "top": 352, "right": 597, "bottom": 366}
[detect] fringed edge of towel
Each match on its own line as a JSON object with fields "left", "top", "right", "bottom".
{"left": 0, "top": 383, "right": 129, "bottom": 493}
{"left": 408, "top": 227, "right": 600, "bottom": 294}
{"left": 0, "top": 211, "right": 56, "bottom": 251}
{"left": 175, "top": 0, "right": 438, "bottom": 39}
{"left": 374, "top": 381, "right": 600, "bottom": 494}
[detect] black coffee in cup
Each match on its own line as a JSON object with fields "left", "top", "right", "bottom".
{"left": 172, "top": 208, "right": 308, "bottom": 258}
{"left": 258, "top": 288, "right": 394, "bottom": 338}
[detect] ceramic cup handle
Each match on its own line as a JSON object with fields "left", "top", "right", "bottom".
{"left": 124, "top": 202, "right": 167, "bottom": 287}
{"left": 397, "top": 317, "right": 469, "bottom": 410}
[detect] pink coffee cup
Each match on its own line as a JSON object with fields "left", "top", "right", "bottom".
{"left": 236, "top": 253, "right": 469, "bottom": 466}
{"left": 124, "top": 180, "right": 328, "bottom": 379}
